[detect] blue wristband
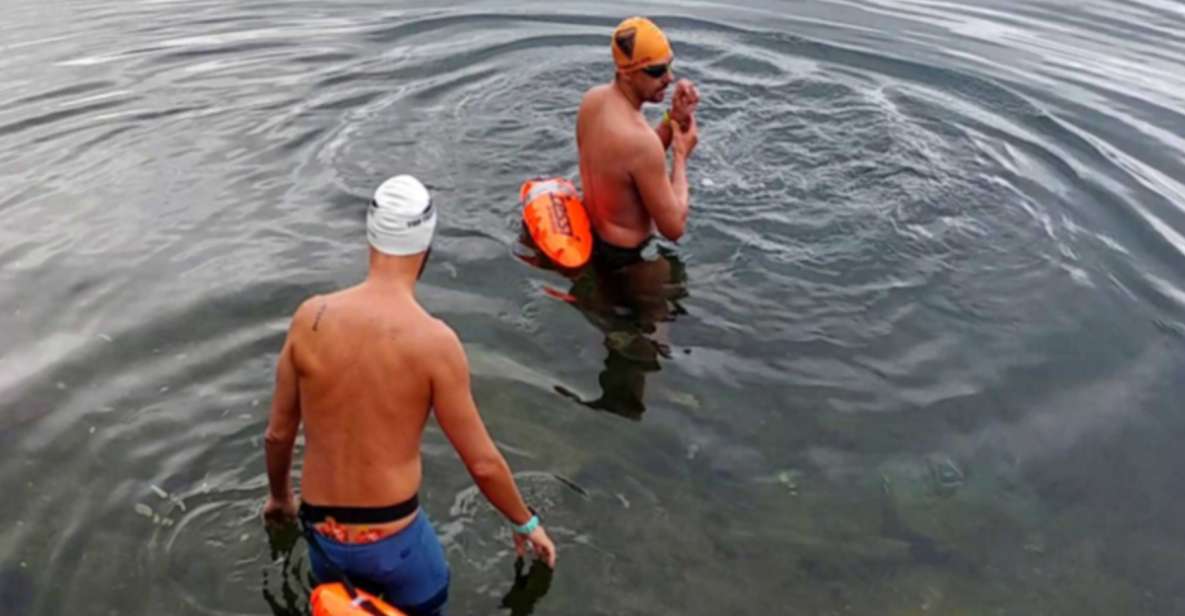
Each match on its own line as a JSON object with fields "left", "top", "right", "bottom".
{"left": 512, "top": 514, "right": 539, "bottom": 535}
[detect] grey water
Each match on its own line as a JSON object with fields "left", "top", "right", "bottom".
{"left": 2, "top": 0, "right": 1184, "bottom": 614}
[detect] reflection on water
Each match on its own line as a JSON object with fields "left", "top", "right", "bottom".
{"left": 261, "top": 523, "right": 307, "bottom": 616}
{"left": 499, "top": 557, "right": 554, "bottom": 616}
{"left": 548, "top": 242, "right": 690, "bottom": 419}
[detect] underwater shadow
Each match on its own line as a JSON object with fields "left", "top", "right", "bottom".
{"left": 519, "top": 235, "right": 690, "bottom": 420}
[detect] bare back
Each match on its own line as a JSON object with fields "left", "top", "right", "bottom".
{"left": 577, "top": 84, "right": 663, "bottom": 248}
{"left": 289, "top": 286, "right": 442, "bottom": 506}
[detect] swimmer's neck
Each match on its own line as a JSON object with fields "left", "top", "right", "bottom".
{"left": 364, "top": 249, "right": 424, "bottom": 296}
{"left": 362, "top": 272, "right": 417, "bottom": 297}
{"left": 613, "top": 76, "right": 646, "bottom": 110}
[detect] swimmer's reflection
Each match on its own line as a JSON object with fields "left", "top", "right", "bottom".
{"left": 549, "top": 243, "right": 689, "bottom": 419}
{"left": 262, "top": 520, "right": 308, "bottom": 616}
{"left": 499, "top": 556, "right": 554, "bottom": 615}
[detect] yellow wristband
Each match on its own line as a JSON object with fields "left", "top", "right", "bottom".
{"left": 662, "top": 111, "right": 672, "bottom": 126}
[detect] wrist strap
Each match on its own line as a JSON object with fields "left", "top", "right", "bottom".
{"left": 662, "top": 110, "right": 672, "bottom": 126}
{"left": 512, "top": 514, "right": 539, "bottom": 535}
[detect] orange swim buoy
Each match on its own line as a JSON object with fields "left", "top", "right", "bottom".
{"left": 311, "top": 582, "right": 407, "bottom": 616}
{"left": 520, "top": 177, "right": 592, "bottom": 269}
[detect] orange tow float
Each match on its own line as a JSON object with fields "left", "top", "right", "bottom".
{"left": 520, "top": 177, "right": 593, "bottom": 269}
{"left": 311, "top": 582, "right": 407, "bottom": 616}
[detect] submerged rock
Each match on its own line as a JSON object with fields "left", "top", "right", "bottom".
{"left": 926, "top": 454, "right": 965, "bottom": 495}
{"left": 776, "top": 469, "right": 802, "bottom": 495}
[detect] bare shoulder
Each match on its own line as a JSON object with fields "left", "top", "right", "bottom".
{"left": 423, "top": 317, "right": 464, "bottom": 356}
{"left": 420, "top": 317, "right": 468, "bottom": 378}
{"left": 289, "top": 294, "right": 327, "bottom": 332}
{"left": 283, "top": 296, "right": 327, "bottom": 372}
{"left": 577, "top": 85, "right": 610, "bottom": 127}
{"left": 623, "top": 119, "right": 664, "bottom": 165}
{"left": 581, "top": 83, "right": 613, "bottom": 106}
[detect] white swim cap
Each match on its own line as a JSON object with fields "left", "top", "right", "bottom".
{"left": 367, "top": 175, "right": 435, "bottom": 256}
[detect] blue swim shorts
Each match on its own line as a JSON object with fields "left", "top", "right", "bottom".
{"left": 308, "top": 511, "right": 450, "bottom": 616}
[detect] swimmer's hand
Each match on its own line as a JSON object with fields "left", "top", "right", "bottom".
{"left": 262, "top": 494, "right": 298, "bottom": 527}
{"left": 669, "top": 79, "right": 700, "bottom": 128}
{"left": 672, "top": 113, "right": 699, "bottom": 158}
{"left": 515, "top": 525, "right": 557, "bottom": 569}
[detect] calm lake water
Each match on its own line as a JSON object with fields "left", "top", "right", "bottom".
{"left": 2, "top": 0, "right": 1184, "bottom": 614}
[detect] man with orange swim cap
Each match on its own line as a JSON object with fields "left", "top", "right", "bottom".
{"left": 577, "top": 16, "right": 700, "bottom": 264}
{"left": 557, "top": 17, "right": 698, "bottom": 418}
{"left": 263, "top": 175, "right": 556, "bottom": 615}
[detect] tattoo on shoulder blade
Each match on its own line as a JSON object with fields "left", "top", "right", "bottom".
{"left": 312, "top": 302, "right": 328, "bottom": 331}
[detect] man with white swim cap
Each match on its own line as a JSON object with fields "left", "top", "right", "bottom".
{"left": 263, "top": 175, "right": 556, "bottom": 615}
{"left": 578, "top": 16, "right": 701, "bottom": 266}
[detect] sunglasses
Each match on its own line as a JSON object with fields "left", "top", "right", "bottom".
{"left": 640, "top": 62, "right": 672, "bottom": 78}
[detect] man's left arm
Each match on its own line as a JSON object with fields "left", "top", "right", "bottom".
{"left": 655, "top": 79, "right": 699, "bottom": 151}
{"left": 263, "top": 334, "right": 301, "bottom": 524}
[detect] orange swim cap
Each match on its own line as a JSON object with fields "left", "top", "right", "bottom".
{"left": 611, "top": 17, "right": 672, "bottom": 72}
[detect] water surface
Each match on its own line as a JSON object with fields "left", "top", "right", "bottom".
{"left": 2, "top": 0, "right": 1184, "bottom": 614}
